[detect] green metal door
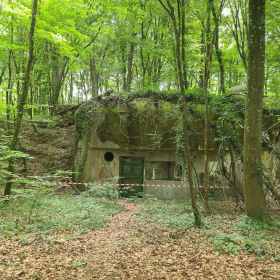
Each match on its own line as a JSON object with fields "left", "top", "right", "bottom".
{"left": 120, "top": 157, "right": 144, "bottom": 197}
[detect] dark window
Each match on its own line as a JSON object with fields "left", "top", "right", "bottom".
{"left": 104, "top": 152, "right": 114, "bottom": 162}
{"left": 145, "top": 161, "right": 175, "bottom": 180}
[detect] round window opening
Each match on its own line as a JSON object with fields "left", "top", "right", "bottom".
{"left": 104, "top": 152, "right": 114, "bottom": 162}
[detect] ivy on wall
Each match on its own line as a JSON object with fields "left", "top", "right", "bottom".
{"left": 73, "top": 90, "right": 280, "bottom": 182}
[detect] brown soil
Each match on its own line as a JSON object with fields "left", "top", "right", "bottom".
{"left": 18, "top": 124, "right": 75, "bottom": 177}
{"left": 0, "top": 122, "right": 73, "bottom": 183}
{"left": 0, "top": 201, "right": 279, "bottom": 280}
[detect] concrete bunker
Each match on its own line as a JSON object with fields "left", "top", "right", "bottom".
{"left": 73, "top": 93, "right": 241, "bottom": 199}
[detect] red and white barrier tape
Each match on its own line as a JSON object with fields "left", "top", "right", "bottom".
{"left": 52, "top": 181, "right": 231, "bottom": 189}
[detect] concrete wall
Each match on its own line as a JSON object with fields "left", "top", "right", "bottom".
{"left": 78, "top": 145, "right": 237, "bottom": 199}
{"left": 143, "top": 182, "right": 190, "bottom": 200}
{"left": 74, "top": 106, "right": 245, "bottom": 199}
{"left": 74, "top": 100, "right": 280, "bottom": 199}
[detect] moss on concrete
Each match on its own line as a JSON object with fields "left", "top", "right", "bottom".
{"left": 73, "top": 90, "right": 280, "bottom": 183}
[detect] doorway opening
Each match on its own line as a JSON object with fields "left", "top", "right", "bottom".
{"left": 119, "top": 157, "right": 144, "bottom": 197}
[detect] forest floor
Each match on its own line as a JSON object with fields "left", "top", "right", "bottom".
{"left": 1, "top": 199, "right": 280, "bottom": 280}
{"left": 1, "top": 123, "right": 280, "bottom": 279}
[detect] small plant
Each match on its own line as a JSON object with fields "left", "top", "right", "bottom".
{"left": 69, "top": 259, "right": 87, "bottom": 268}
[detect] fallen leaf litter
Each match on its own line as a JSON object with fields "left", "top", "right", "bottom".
{"left": 0, "top": 201, "right": 279, "bottom": 279}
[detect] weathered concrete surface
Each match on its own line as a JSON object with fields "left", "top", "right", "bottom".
{"left": 78, "top": 146, "right": 238, "bottom": 199}
{"left": 74, "top": 103, "right": 241, "bottom": 199}
{"left": 143, "top": 182, "right": 189, "bottom": 199}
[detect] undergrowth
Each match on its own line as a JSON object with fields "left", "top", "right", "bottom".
{"left": 134, "top": 199, "right": 195, "bottom": 232}
{"left": 0, "top": 190, "right": 123, "bottom": 240}
{"left": 136, "top": 200, "right": 280, "bottom": 260}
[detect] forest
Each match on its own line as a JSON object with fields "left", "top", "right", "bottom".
{"left": 0, "top": 0, "right": 280, "bottom": 279}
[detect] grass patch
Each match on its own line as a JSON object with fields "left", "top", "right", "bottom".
{"left": 207, "top": 214, "right": 280, "bottom": 258}
{"left": 135, "top": 199, "right": 194, "bottom": 232}
{"left": 136, "top": 199, "right": 280, "bottom": 259}
{"left": 0, "top": 190, "right": 123, "bottom": 239}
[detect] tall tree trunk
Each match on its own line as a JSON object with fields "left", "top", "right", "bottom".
{"left": 0, "top": 66, "right": 6, "bottom": 86}
{"left": 52, "top": 48, "right": 60, "bottom": 107}
{"left": 229, "top": 143, "right": 240, "bottom": 205}
{"left": 199, "top": 30, "right": 205, "bottom": 88}
{"left": 125, "top": 42, "right": 135, "bottom": 92}
{"left": 243, "top": 0, "right": 268, "bottom": 221}
{"left": 203, "top": 9, "right": 211, "bottom": 213}
{"left": 203, "top": 0, "right": 215, "bottom": 213}
{"left": 6, "top": 50, "right": 12, "bottom": 122}
{"left": 90, "top": 54, "right": 98, "bottom": 96}
{"left": 6, "top": 22, "right": 14, "bottom": 123}
{"left": 51, "top": 50, "right": 68, "bottom": 115}
{"left": 140, "top": 19, "right": 150, "bottom": 87}
{"left": 121, "top": 43, "right": 127, "bottom": 91}
{"left": 158, "top": 0, "right": 201, "bottom": 225}
{"left": 181, "top": 0, "right": 188, "bottom": 89}
{"left": 30, "top": 83, "right": 33, "bottom": 119}
{"left": 69, "top": 72, "right": 73, "bottom": 103}
{"left": 4, "top": 0, "right": 38, "bottom": 197}
{"left": 210, "top": 0, "right": 225, "bottom": 94}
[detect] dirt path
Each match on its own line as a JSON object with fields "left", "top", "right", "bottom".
{"left": 1, "top": 201, "right": 279, "bottom": 279}
{"left": 78, "top": 201, "right": 142, "bottom": 279}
